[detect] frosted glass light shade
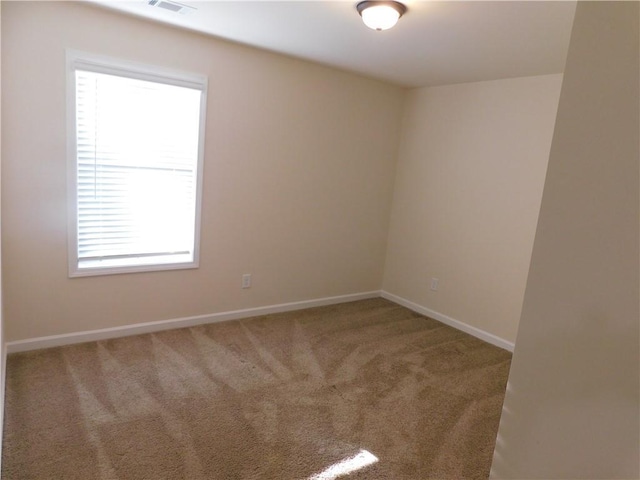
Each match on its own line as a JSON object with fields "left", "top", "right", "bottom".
{"left": 357, "top": 1, "right": 407, "bottom": 31}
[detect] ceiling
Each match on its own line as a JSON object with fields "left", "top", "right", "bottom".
{"left": 89, "top": 0, "right": 577, "bottom": 88}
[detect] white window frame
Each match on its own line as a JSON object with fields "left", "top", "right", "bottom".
{"left": 66, "top": 50, "right": 207, "bottom": 277}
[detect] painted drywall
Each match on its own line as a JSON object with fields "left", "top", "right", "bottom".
{"left": 383, "top": 75, "right": 562, "bottom": 344}
{"left": 0, "top": 1, "right": 5, "bottom": 468}
{"left": 491, "top": 2, "right": 639, "bottom": 478}
{"left": 1, "top": 1, "right": 404, "bottom": 341}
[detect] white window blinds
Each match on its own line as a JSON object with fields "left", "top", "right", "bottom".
{"left": 68, "top": 53, "right": 206, "bottom": 276}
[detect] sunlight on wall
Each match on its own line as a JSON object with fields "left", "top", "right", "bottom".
{"left": 307, "top": 449, "right": 378, "bottom": 480}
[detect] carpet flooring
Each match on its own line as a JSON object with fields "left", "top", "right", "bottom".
{"left": 2, "top": 298, "right": 511, "bottom": 479}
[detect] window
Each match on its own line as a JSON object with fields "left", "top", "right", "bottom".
{"left": 67, "top": 51, "right": 207, "bottom": 277}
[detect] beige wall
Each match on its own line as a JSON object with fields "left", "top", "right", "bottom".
{"left": 491, "top": 2, "right": 639, "bottom": 478}
{"left": 0, "top": 0, "right": 5, "bottom": 465}
{"left": 383, "top": 75, "right": 562, "bottom": 344}
{"left": 1, "top": 2, "right": 404, "bottom": 341}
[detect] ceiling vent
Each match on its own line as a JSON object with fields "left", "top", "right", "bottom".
{"left": 147, "top": 0, "right": 195, "bottom": 15}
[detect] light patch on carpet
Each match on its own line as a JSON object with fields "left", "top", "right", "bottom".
{"left": 64, "top": 354, "right": 117, "bottom": 425}
{"left": 307, "top": 449, "right": 379, "bottom": 479}
{"left": 96, "top": 343, "right": 207, "bottom": 478}
{"left": 292, "top": 320, "right": 326, "bottom": 381}
{"left": 96, "top": 343, "right": 158, "bottom": 417}
{"left": 63, "top": 354, "right": 119, "bottom": 479}
{"left": 190, "top": 328, "right": 278, "bottom": 392}
{"left": 151, "top": 334, "right": 218, "bottom": 399}
{"left": 240, "top": 322, "right": 293, "bottom": 382}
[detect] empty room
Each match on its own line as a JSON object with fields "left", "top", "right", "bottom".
{"left": 1, "top": 1, "right": 638, "bottom": 479}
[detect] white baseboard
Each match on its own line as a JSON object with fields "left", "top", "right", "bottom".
{"left": 6, "top": 290, "right": 514, "bottom": 354}
{"left": 380, "top": 291, "right": 515, "bottom": 352}
{"left": 6, "top": 291, "right": 381, "bottom": 354}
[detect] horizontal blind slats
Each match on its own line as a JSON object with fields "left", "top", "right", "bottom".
{"left": 74, "top": 69, "right": 201, "bottom": 265}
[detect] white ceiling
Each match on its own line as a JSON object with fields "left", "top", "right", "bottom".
{"left": 89, "top": 0, "right": 577, "bottom": 88}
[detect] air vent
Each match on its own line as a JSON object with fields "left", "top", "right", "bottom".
{"left": 147, "top": 0, "right": 195, "bottom": 15}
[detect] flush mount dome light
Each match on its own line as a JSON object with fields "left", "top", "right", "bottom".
{"left": 357, "top": 1, "right": 407, "bottom": 31}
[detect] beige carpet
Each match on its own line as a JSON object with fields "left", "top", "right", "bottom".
{"left": 2, "top": 298, "right": 511, "bottom": 479}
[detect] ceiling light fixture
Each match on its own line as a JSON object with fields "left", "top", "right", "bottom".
{"left": 356, "top": 1, "right": 407, "bottom": 31}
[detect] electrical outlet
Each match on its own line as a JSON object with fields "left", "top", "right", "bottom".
{"left": 242, "top": 273, "right": 252, "bottom": 289}
{"left": 430, "top": 277, "right": 439, "bottom": 291}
